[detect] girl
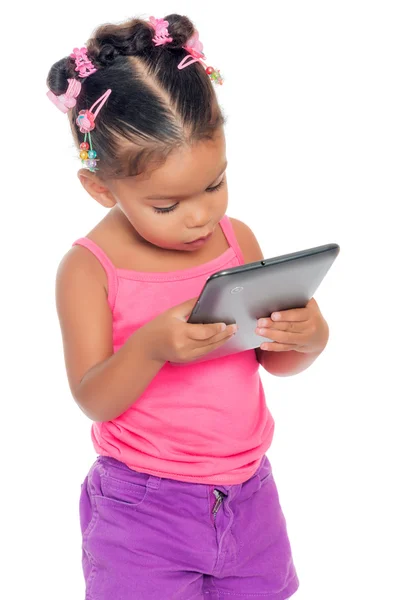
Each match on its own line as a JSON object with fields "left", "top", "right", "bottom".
{"left": 47, "top": 13, "right": 329, "bottom": 600}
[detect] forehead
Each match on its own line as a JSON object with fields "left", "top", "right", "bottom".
{"left": 125, "top": 129, "right": 226, "bottom": 197}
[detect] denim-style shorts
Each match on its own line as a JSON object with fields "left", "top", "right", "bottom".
{"left": 80, "top": 454, "right": 299, "bottom": 599}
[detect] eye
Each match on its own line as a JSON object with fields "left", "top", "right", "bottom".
{"left": 206, "top": 177, "right": 225, "bottom": 193}
{"left": 152, "top": 177, "right": 226, "bottom": 214}
{"left": 153, "top": 203, "right": 178, "bottom": 214}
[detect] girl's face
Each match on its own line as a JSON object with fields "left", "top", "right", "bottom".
{"left": 100, "top": 127, "right": 228, "bottom": 252}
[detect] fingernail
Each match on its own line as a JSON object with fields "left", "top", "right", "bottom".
{"left": 220, "top": 323, "right": 227, "bottom": 331}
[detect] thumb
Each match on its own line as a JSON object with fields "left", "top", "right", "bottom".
{"left": 172, "top": 297, "right": 198, "bottom": 321}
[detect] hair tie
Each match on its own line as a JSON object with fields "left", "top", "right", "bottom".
{"left": 149, "top": 17, "right": 173, "bottom": 46}
{"left": 69, "top": 47, "right": 97, "bottom": 77}
{"left": 46, "top": 78, "right": 82, "bottom": 113}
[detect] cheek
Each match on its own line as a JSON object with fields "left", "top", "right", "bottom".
{"left": 213, "top": 192, "right": 228, "bottom": 222}
{"left": 220, "top": 193, "right": 228, "bottom": 213}
{"left": 136, "top": 212, "right": 179, "bottom": 246}
{"left": 117, "top": 203, "right": 160, "bottom": 242}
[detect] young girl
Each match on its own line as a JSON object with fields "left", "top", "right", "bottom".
{"left": 47, "top": 13, "right": 329, "bottom": 600}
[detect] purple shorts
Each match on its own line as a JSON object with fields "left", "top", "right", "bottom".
{"left": 80, "top": 454, "right": 299, "bottom": 599}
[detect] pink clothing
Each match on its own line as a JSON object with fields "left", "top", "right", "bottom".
{"left": 72, "top": 215, "right": 274, "bottom": 484}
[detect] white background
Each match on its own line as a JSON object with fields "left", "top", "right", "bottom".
{"left": 2, "top": 1, "right": 399, "bottom": 598}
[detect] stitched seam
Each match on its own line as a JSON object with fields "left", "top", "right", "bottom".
{"left": 96, "top": 460, "right": 149, "bottom": 509}
{"left": 109, "top": 265, "right": 119, "bottom": 313}
{"left": 125, "top": 461, "right": 261, "bottom": 482}
{"left": 205, "top": 575, "right": 298, "bottom": 596}
{"left": 83, "top": 465, "right": 101, "bottom": 598}
{"left": 73, "top": 240, "right": 119, "bottom": 314}
{"left": 220, "top": 216, "right": 245, "bottom": 266}
{"left": 115, "top": 253, "right": 236, "bottom": 283}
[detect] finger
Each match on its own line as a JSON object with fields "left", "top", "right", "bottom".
{"left": 270, "top": 307, "right": 310, "bottom": 322}
{"left": 256, "top": 328, "right": 306, "bottom": 345}
{"left": 257, "top": 318, "right": 309, "bottom": 333}
{"left": 306, "top": 297, "right": 318, "bottom": 309}
{"left": 186, "top": 322, "right": 237, "bottom": 341}
{"left": 174, "top": 297, "right": 198, "bottom": 321}
{"left": 260, "top": 341, "right": 300, "bottom": 352}
{"left": 194, "top": 330, "right": 237, "bottom": 356}
{"left": 203, "top": 324, "right": 237, "bottom": 345}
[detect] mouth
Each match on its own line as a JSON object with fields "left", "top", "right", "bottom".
{"left": 185, "top": 231, "right": 213, "bottom": 245}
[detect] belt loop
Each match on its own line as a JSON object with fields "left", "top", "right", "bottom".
{"left": 146, "top": 475, "right": 161, "bottom": 490}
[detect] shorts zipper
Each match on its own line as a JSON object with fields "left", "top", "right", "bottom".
{"left": 212, "top": 489, "right": 226, "bottom": 518}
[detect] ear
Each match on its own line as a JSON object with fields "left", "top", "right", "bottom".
{"left": 77, "top": 169, "right": 116, "bottom": 208}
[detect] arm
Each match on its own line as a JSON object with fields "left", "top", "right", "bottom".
{"left": 255, "top": 342, "right": 327, "bottom": 377}
{"left": 77, "top": 328, "right": 165, "bottom": 422}
{"left": 56, "top": 247, "right": 165, "bottom": 422}
{"left": 230, "top": 218, "right": 329, "bottom": 377}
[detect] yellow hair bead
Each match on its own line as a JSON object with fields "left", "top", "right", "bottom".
{"left": 80, "top": 150, "right": 89, "bottom": 160}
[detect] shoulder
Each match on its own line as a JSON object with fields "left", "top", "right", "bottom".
{"left": 55, "top": 206, "right": 120, "bottom": 294}
{"left": 229, "top": 217, "right": 264, "bottom": 264}
{"left": 56, "top": 244, "right": 108, "bottom": 300}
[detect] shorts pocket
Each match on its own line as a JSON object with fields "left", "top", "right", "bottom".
{"left": 79, "top": 475, "right": 98, "bottom": 539}
{"left": 94, "top": 471, "right": 149, "bottom": 509}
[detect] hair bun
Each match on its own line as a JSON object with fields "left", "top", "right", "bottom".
{"left": 95, "top": 43, "right": 120, "bottom": 67}
{"left": 163, "top": 14, "right": 195, "bottom": 49}
{"left": 85, "top": 15, "right": 196, "bottom": 66}
{"left": 87, "top": 20, "right": 155, "bottom": 65}
{"left": 46, "top": 56, "right": 78, "bottom": 96}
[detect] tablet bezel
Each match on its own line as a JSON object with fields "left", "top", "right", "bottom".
{"left": 187, "top": 243, "right": 340, "bottom": 323}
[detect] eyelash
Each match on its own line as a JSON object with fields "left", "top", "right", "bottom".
{"left": 153, "top": 177, "right": 226, "bottom": 214}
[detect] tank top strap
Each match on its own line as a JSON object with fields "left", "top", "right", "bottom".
{"left": 72, "top": 238, "right": 119, "bottom": 311}
{"left": 219, "top": 214, "right": 245, "bottom": 264}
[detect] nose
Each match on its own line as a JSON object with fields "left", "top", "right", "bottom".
{"left": 186, "top": 211, "right": 212, "bottom": 230}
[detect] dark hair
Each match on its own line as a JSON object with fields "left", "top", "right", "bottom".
{"left": 46, "top": 14, "right": 226, "bottom": 180}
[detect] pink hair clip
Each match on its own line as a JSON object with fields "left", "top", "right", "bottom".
{"left": 149, "top": 16, "right": 173, "bottom": 46}
{"left": 76, "top": 88, "right": 112, "bottom": 173}
{"left": 46, "top": 78, "right": 82, "bottom": 113}
{"left": 70, "top": 47, "right": 97, "bottom": 77}
{"left": 177, "top": 31, "right": 223, "bottom": 85}
{"left": 179, "top": 31, "right": 205, "bottom": 67}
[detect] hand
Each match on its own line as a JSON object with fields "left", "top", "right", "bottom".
{"left": 143, "top": 297, "right": 238, "bottom": 364}
{"left": 255, "top": 297, "right": 329, "bottom": 354}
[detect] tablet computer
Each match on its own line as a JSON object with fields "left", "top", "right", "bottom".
{"left": 182, "top": 242, "right": 340, "bottom": 364}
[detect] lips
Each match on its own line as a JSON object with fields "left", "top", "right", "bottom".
{"left": 185, "top": 232, "right": 212, "bottom": 244}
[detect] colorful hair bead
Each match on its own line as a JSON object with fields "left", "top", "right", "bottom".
{"left": 85, "top": 159, "right": 97, "bottom": 169}
{"left": 79, "top": 132, "right": 100, "bottom": 172}
{"left": 207, "top": 67, "right": 223, "bottom": 85}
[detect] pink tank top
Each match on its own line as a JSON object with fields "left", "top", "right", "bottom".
{"left": 72, "top": 215, "right": 274, "bottom": 484}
